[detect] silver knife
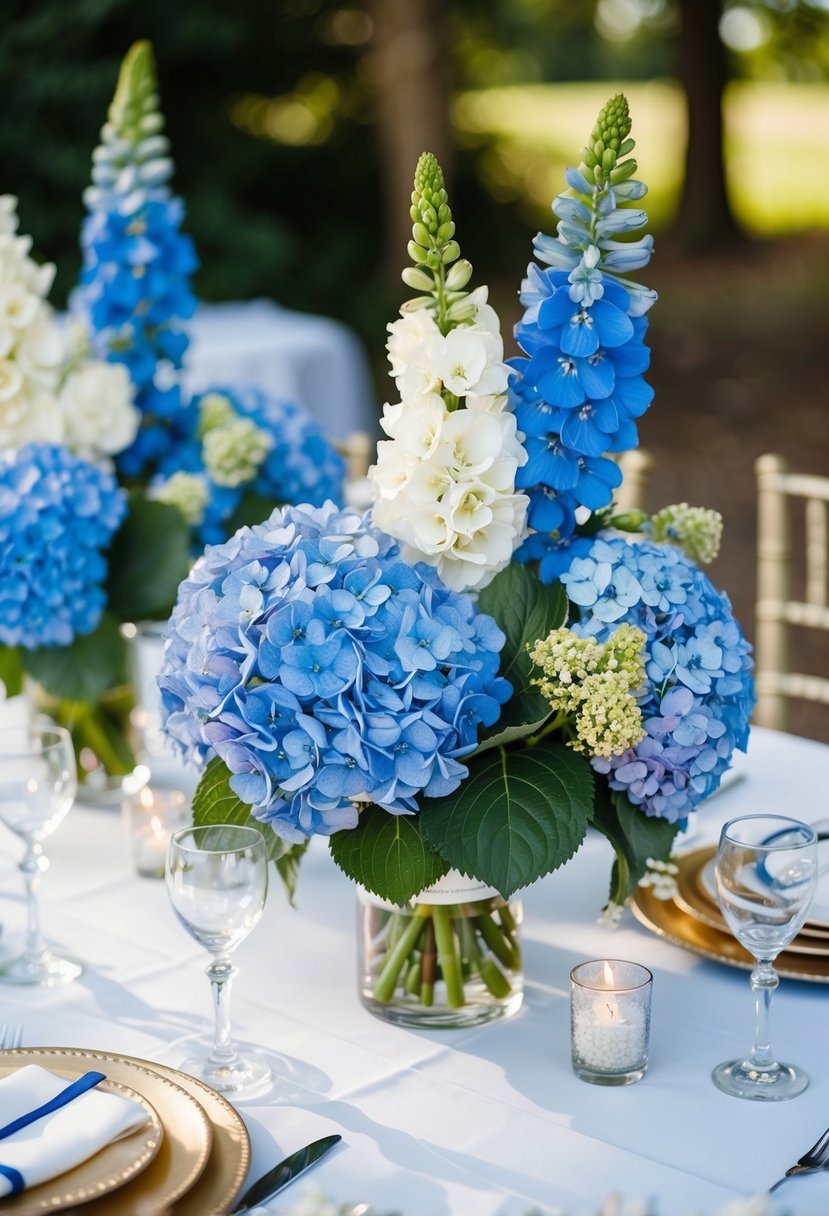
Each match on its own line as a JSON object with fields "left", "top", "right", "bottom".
{"left": 230, "top": 1134, "right": 342, "bottom": 1214}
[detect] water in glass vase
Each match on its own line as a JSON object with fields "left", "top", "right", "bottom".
{"left": 357, "top": 875, "right": 523, "bottom": 1028}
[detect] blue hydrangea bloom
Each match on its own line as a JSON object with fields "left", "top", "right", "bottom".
{"left": 156, "top": 386, "right": 346, "bottom": 547}
{"left": 0, "top": 444, "right": 126, "bottom": 649}
{"left": 159, "top": 502, "right": 510, "bottom": 843}
{"left": 560, "top": 533, "right": 754, "bottom": 824}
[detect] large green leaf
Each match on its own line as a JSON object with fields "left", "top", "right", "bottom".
{"left": 478, "top": 562, "right": 567, "bottom": 734}
{"left": 105, "top": 494, "right": 191, "bottom": 622}
{"left": 329, "top": 805, "right": 449, "bottom": 906}
{"left": 419, "top": 741, "right": 593, "bottom": 898}
{"left": 192, "top": 756, "right": 309, "bottom": 904}
{"left": 591, "top": 782, "right": 681, "bottom": 905}
{"left": 22, "top": 612, "right": 128, "bottom": 703}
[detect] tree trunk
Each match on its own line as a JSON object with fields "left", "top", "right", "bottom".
{"left": 674, "top": 0, "right": 744, "bottom": 251}
{"left": 366, "top": 0, "right": 452, "bottom": 282}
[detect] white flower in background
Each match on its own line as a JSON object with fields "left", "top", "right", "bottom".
{"left": 59, "top": 360, "right": 140, "bottom": 458}
{"left": 0, "top": 196, "right": 139, "bottom": 460}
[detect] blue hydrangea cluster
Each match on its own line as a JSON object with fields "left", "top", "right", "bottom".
{"left": 0, "top": 444, "right": 126, "bottom": 649}
{"left": 75, "top": 41, "right": 198, "bottom": 478}
{"left": 561, "top": 534, "right": 754, "bottom": 823}
{"left": 510, "top": 96, "right": 657, "bottom": 581}
{"left": 159, "top": 502, "right": 510, "bottom": 842}
{"left": 157, "top": 386, "right": 346, "bottom": 547}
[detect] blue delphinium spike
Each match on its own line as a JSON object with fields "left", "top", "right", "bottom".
{"left": 510, "top": 93, "right": 657, "bottom": 580}
{"left": 75, "top": 41, "right": 198, "bottom": 478}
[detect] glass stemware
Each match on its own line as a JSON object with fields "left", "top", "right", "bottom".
{"left": 166, "top": 823, "right": 270, "bottom": 1096}
{"left": 0, "top": 723, "right": 81, "bottom": 986}
{"left": 713, "top": 813, "right": 818, "bottom": 1100}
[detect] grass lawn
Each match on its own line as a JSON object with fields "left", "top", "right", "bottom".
{"left": 453, "top": 79, "right": 829, "bottom": 236}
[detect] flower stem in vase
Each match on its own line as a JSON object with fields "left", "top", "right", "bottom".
{"left": 373, "top": 908, "right": 428, "bottom": 1004}
{"left": 432, "top": 904, "right": 465, "bottom": 1009}
{"left": 421, "top": 918, "right": 436, "bottom": 1006}
{"left": 475, "top": 909, "right": 521, "bottom": 972}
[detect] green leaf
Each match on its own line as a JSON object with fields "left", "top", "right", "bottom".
{"left": 591, "top": 782, "right": 680, "bottom": 905}
{"left": 22, "top": 612, "right": 128, "bottom": 703}
{"left": 472, "top": 715, "right": 551, "bottom": 756}
{"left": 419, "top": 742, "right": 593, "bottom": 898}
{"left": 105, "top": 494, "right": 191, "bottom": 622}
{"left": 192, "top": 756, "right": 308, "bottom": 903}
{"left": 225, "top": 491, "right": 280, "bottom": 536}
{"left": 329, "top": 806, "right": 449, "bottom": 906}
{"left": 478, "top": 562, "right": 567, "bottom": 735}
{"left": 0, "top": 646, "right": 23, "bottom": 698}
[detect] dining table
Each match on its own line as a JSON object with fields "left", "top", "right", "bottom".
{"left": 0, "top": 724, "right": 828, "bottom": 1216}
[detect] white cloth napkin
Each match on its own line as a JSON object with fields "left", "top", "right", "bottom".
{"left": 0, "top": 1064, "right": 149, "bottom": 1197}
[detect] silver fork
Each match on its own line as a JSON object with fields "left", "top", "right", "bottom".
{"left": 0, "top": 1022, "right": 23, "bottom": 1050}
{"left": 769, "top": 1124, "right": 829, "bottom": 1192}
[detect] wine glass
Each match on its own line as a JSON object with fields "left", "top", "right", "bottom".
{"left": 166, "top": 823, "right": 270, "bottom": 1097}
{"left": 0, "top": 722, "right": 81, "bottom": 986}
{"left": 713, "top": 813, "right": 818, "bottom": 1100}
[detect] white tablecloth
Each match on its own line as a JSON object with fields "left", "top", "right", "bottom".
{"left": 0, "top": 727, "right": 828, "bottom": 1215}
{"left": 184, "top": 300, "right": 379, "bottom": 441}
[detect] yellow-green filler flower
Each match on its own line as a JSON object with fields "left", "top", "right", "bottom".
{"left": 528, "top": 623, "right": 647, "bottom": 757}
{"left": 650, "top": 502, "right": 723, "bottom": 565}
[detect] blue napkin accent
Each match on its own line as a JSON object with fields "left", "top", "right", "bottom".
{"left": 0, "top": 1071, "right": 106, "bottom": 1195}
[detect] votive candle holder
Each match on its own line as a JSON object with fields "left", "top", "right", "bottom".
{"left": 123, "top": 786, "right": 190, "bottom": 879}
{"left": 570, "top": 959, "right": 653, "bottom": 1086}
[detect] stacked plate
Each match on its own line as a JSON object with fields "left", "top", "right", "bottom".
{"left": 0, "top": 1048, "right": 250, "bottom": 1215}
{"left": 632, "top": 844, "right": 829, "bottom": 983}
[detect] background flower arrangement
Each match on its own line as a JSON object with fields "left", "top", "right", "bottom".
{"left": 0, "top": 39, "right": 346, "bottom": 785}
{"left": 163, "top": 95, "right": 754, "bottom": 1018}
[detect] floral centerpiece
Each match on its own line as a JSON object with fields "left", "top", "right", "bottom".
{"left": 1, "top": 40, "right": 343, "bottom": 786}
{"left": 161, "top": 96, "right": 754, "bottom": 1026}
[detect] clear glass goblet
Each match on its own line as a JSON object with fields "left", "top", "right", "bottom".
{"left": 166, "top": 823, "right": 270, "bottom": 1097}
{"left": 0, "top": 723, "right": 81, "bottom": 986}
{"left": 713, "top": 813, "right": 818, "bottom": 1100}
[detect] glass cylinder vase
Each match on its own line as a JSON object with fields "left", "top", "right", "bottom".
{"left": 357, "top": 873, "right": 523, "bottom": 1029}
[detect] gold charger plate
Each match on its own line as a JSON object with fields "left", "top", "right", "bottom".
{"left": 692, "top": 843, "right": 829, "bottom": 938}
{"left": 0, "top": 1059, "right": 163, "bottom": 1214}
{"left": 675, "top": 847, "right": 829, "bottom": 954}
{"left": 0, "top": 1049, "right": 213, "bottom": 1213}
{"left": 631, "top": 885, "right": 829, "bottom": 982}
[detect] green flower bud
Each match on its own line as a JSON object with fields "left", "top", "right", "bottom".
{"left": 437, "top": 221, "right": 455, "bottom": 241}
{"left": 591, "top": 93, "right": 632, "bottom": 156}
{"left": 445, "top": 258, "right": 473, "bottom": 290}
{"left": 197, "top": 392, "right": 236, "bottom": 437}
{"left": 601, "top": 147, "right": 616, "bottom": 173}
{"left": 610, "top": 158, "right": 638, "bottom": 183}
{"left": 407, "top": 241, "right": 428, "bottom": 265}
{"left": 109, "top": 40, "right": 162, "bottom": 144}
{"left": 441, "top": 240, "right": 460, "bottom": 264}
{"left": 412, "top": 222, "right": 431, "bottom": 249}
{"left": 401, "top": 266, "right": 434, "bottom": 292}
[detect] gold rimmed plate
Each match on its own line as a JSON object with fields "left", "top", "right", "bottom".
{"left": 0, "top": 1060, "right": 163, "bottom": 1214}
{"left": 0, "top": 1049, "right": 213, "bottom": 1214}
{"left": 674, "top": 848, "right": 829, "bottom": 954}
{"left": 686, "top": 846, "right": 829, "bottom": 943}
{"left": 631, "top": 883, "right": 829, "bottom": 983}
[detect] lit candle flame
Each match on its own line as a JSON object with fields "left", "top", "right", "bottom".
{"left": 602, "top": 960, "right": 615, "bottom": 988}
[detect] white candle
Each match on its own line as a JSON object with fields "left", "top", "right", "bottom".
{"left": 123, "top": 786, "right": 190, "bottom": 878}
{"left": 570, "top": 959, "right": 652, "bottom": 1083}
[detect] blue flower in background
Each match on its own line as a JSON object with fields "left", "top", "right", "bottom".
{"left": 159, "top": 503, "right": 510, "bottom": 842}
{"left": 509, "top": 96, "right": 657, "bottom": 583}
{"left": 153, "top": 386, "right": 345, "bottom": 547}
{"left": 74, "top": 42, "right": 198, "bottom": 477}
{"left": 561, "top": 533, "right": 754, "bottom": 823}
{"left": 0, "top": 444, "right": 125, "bottom": 650}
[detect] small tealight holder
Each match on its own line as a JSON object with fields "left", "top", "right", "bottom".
{"left": 570, "top": 959, "right": 653, "bottom": 1086}
{"left": 122, "top": 786, "right": 190, "bottom": 879}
